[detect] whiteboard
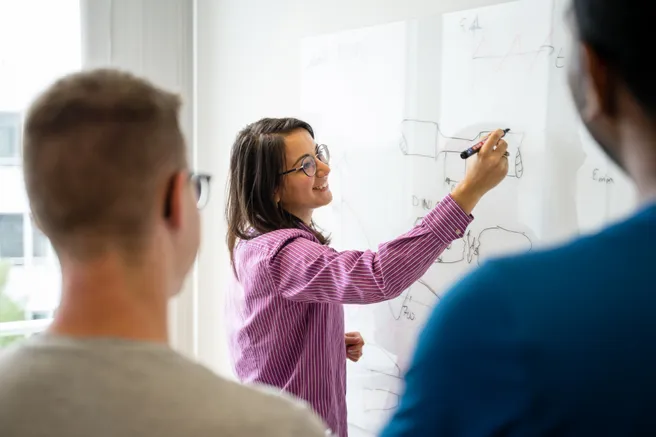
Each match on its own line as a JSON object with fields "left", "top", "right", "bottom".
{"left": 300, "top": 1, "right": 636, "bottom": 435}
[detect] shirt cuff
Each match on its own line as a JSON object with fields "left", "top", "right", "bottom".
{"left": 422, "top": 194, "right": 473, "bottom": 243}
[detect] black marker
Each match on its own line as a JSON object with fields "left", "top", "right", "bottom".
{"left": 460, "top": 128, "right": 510, "bottom": 159}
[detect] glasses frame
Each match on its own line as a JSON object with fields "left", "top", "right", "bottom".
{"left": 190, "top": 172, "right": 212, "bottom": 209}
{"left": 280, "top": 144, "right": 330, "bottom": 178}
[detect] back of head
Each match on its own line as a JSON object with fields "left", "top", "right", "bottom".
{"left": 571, "top": 0, "right": 656, "bottom": 118}
{"left": 23, "top": 68, "right": 188, "bottom": 260}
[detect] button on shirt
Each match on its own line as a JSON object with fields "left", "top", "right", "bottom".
{"left": 226, "top": 194, "right": 472, "bottom": 437}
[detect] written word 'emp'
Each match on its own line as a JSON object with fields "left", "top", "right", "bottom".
{"left": 592, "top": 168, "right": 614, "bottom": 184}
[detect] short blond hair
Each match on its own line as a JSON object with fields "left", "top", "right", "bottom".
{"left": 23, "top": 68, "right": 187, "bottom": 258}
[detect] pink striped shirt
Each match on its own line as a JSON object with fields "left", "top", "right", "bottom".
{"left": 226, "top": 194, "right": 472, "bottom": 436}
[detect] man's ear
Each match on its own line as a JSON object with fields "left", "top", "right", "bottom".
{"left": 164, "top": 172, "right": 187, "bottom": 229}
{"left": 581, "top": 42, "right": 616, "bottom": 121}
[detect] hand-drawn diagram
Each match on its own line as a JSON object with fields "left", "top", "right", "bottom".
{"left": 436, "top": 225, "right": 533, "bottom": 265}
{"left": 471, "top": 33, "right": 566, "bottom": 69}
{"left": 399, "top": 119, "right": 525, "bottom": 189}
{"left": 461, "top": 1, "right": 565, "bottom": 70}
{"left": 387, "top": 280, "right": 439, "bottom": 322}
{"left": 362, "top": 387, "right": 400, "bottom": 413}
{"left": 382, "top": 222, "right": 533, "bottom": 332}
{"left": 303, "top": 4, "right": 573, "bottom": 435}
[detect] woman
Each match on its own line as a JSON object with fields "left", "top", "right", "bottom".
{"left": 225, "top": 117, "right": 508, "bottom": 436}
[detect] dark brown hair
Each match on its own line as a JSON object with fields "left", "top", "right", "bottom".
{"left": 572, "top": 0, "right": 656, "bottom": 116}
{"left": 23, "top": 68, "right": 187, "bottom": 259}
{"left": 226, "top": 117, "right": 330, "bottom": 265}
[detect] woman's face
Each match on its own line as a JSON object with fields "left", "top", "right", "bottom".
{"left": 277, "top": 128, "right": 332, "bottom": 224}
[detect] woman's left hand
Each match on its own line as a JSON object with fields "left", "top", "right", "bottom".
{"left": 345, "top": 331, "right": 365, "bottom": 362}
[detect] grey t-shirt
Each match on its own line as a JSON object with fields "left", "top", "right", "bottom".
{"left": 0, "top": 334, "right": 330, "bottom": 437}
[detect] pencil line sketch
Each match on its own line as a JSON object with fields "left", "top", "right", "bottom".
{"left": 347, "top": 422, "right": 376, "bottom": 436}
{"left": 398, "top": 119, "right": 525, "bottom": 189}
{"left": 387, "top": 279, "right": 441, "bottom": 323}
{"left": 364, "top": 343, "right": 403, "bottom": 378}
{"left": 436, "top": 225, "right": 533, "bottom": 265}
{"left": 384, "top": 223, "right": 533, "bottom": 325}
{"left": 363, "top": 388, "right": 400, "bottom": 412}
{"left": 350, "top": 343, "right": 404, "bottom": 435}
{"left": 459, "top": 5, "right": 565, "bottom": 70}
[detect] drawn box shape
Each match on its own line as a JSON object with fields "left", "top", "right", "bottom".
{"left": 436, "top": 149, "right": 467, "bottom": 187}
{"left": 469, "top": 130, "right": 525, "bottom": 179}
{"left": 436, "top": 238, "right": 466, "bottom": 264}
{"left": 475, "top": 226, "right": 532, "bottom": 265}
{"left": 399, "top": 119, "right": 439, "bottom": 158}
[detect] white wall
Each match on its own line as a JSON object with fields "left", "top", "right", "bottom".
{"left": 0, "top": 0, "right": 81, "bottom": 112}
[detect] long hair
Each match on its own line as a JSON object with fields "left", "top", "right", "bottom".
{"left": 226, "top": 117, "right": 330, "bottom": 266}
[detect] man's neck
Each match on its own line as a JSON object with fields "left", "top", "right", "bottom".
{"left": 621, "top": 130, "right": 656, "bottom": 206}
{"left": 49, "top": 253, "right": 170, "bottom": 344}
{"left": 616, "top": 109, "right": 656, "bottom": 205}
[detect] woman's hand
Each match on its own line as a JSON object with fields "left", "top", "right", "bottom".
{"left": 345, "top": 332, "right": 365, "bottom": 362}
{"left": 451, "top": 129, "right": 509, "bottom": 214}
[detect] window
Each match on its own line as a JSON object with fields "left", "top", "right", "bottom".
{"left": 0, "top": 112, "right": 20, "bottom": 165}
{"left": 32, "top": 224, "right": 49, "bottom": 259}
{"left": 0, "top": 0, "right": 81, "bottom": 348}
{"left": 0, "top": 214, "right": 52, "bottom": 264}
{"left": 0, "top": 214, "right": 24, "bottom": 261}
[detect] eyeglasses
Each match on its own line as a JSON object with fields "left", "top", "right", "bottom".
{"left": 190, "top": 172, "right": 212, "bottom": 209}
{"left": 164, "top": 172, "right": 212, "bottom": 218}
{"left": 280, "top": 144, "right": 330, "bottom": 177}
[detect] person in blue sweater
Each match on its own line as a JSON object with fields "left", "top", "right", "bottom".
{"left": 381, "top": 0, "right": 656, "bottom": 435}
